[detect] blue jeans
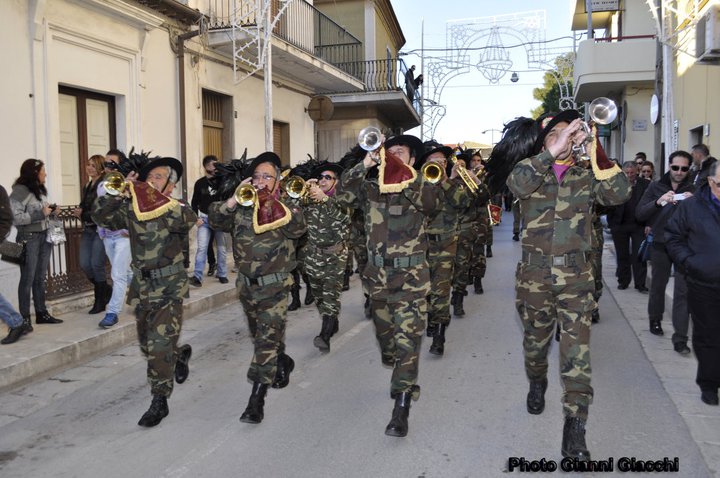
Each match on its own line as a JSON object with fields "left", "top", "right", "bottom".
{"left": 79, "top": 227, "right": 107, "bottom": 283}
{"left": 0, "top": 292, "right": 23, "bottom": 328}
{"left": 16, "top": 230, "right": 52, "bottom": 317}
{"left": 102, "top": 235, "right": 132, "bottom": 315}
{"left": 193, "top": 216, "right": 227, "bottom": 280}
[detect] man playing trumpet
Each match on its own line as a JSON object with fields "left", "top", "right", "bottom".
{"left": 336, "top": 134, "right": 441, "bottom": 438}
{"left": 209, "top": 152, "right": 306, "bottom": 425}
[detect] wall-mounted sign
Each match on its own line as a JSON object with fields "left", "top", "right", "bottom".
{"left": 587, "top": 0, "right": 620, "bottom": 12}
{"left": 632, "top": 119, "right": 648, "bottom": 131}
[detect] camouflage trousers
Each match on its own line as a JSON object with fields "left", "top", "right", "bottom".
{"left": 364, "top": 262, "right": 429, "bottom": 396}
{"left": 512, "top": 201, "right": 522, "bottom": 235}
{"left": 474, "top": 217, "right": 490, "bottom": 278}
{"left": 238, "top": 280, "right": 289, "bottom": 385}
{"left": 352, "top": 234, "right": 369, "bottom": 295}
{"left": 453, "top": 225, "right": 483, "bottom": 293}
{"left": 135, "top": 299, "right": 184, "bottom": 398}
{"left": 486, "top": 217, "right": 494, "bottom": 246}
{"left": 589, "top": 246, "right": 603, "bottom": 303}
{"left": 305, "top": 245, "right": 348, "bottom": 318}
{"left": 515, "top": 260, "right": 595, "bottom": 419}
{"left": 427, "top": 236, "right": 458, "bottom": 327}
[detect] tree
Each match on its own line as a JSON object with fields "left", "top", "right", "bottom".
{"left": 530, "top": 53, "right": 575, "bottom": 119}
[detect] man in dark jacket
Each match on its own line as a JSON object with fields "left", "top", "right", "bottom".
{"left": 690, "top": 144, "right": 716, "bottom": 187}
{"left": 666, "top": 162, "right": 720, "bottom": 406}
{"left": 607, "top": 161, "right": 650, "bottom": 291}
{"left": 635, "top": 151, "right": 695, "bottom": 342}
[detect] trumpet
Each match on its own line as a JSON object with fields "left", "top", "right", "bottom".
{"left": 358, "top": 126, "right": 383, "bottom": 164}
{"left": 234, "top": 184, "right": 257, "bottom": 207}
{"left": 103, "top": 171, "right": 129, "bottom": 196}
{"left": 449, "top": 156, "right": 479, "bottom": 193}
{"left": 421, "top": 161, "right": 444, "bottom": 184}
{"left": 573, "top": 97, "right": 618, "bottom": 162}
{"left": 284, "top": 175, "right": 308, "bottom": 200}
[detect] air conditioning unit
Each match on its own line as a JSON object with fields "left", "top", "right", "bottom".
{"left": 696, "top": 4, "right": 720, "bottom": 64}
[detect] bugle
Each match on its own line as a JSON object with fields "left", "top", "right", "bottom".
{"left": 449, "top": 156, "right": 479, "bottom": 193}
{"left": 103, "top": 171, "right": 129, "bottom": 196}
{"left": 284, "top": 175, "right": 309, "bottom": 200}
{"left": 234, "top": 184, "right": 257, "bottom": 207}
{"left": 421, "top": 162, "right": 443, "bottom": 184}
{"left": 358, "top": 126, "right": 383, "bottom": 164}
{"left": 572, "top": 97, "right": 617, "bottom": 162}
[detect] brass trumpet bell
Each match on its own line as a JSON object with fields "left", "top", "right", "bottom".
{"left": 358, "top": 126, "right": 382, "bottom": 152}
{"left": 421, "top": 161, "right": 443, "bottom": 184}
{"left": 103, "top": 171, "right": 128, "bottom": 196}
{"left": 284, "top": 176, "right": 307, "bottom": 199}
{"left": 234, "top": 184, "right": 257, "bottom": 207}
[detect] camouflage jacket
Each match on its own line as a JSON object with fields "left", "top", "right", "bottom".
{"left": 426, "top": 178, "right": 471, "bottom": 235}
{"left": 91, "top": 195, "right": 197, "bottom": 305}
{"left": 208, "top": 199, "right": 306, "bottom": 280}
{"left": 507, "top": 151, "right": 631, "bottom": 256}
{"left": 303, "top": 197, "right": 351, "bottom": 248}
{"left": 458, "top": 182, "right": 491, "bottom": 228}
{"left": 335, "top": 161, "right": 441, "bottom": 262}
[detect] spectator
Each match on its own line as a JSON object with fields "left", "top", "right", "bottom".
{"left": 635, "top": 151, "right": 694, "bottom": 342}
{"left": 9, "top": 159, "right": 63, "bottom": 331}
{"left": 639, "top": 160, "right": 655, "bottom": 180}
{"left": 607, "top": 162, "right": 650, "bottom": 292}
{"left": 96, "top": 149, "right": 133, "bottom": 329}
{"left": 189, "top": 155, "right": 228, "bottom": 287}
{"left": 414, "top": 74, "right": 424, "bottom": 91}
{"left": 405, "top": 65, "right": 416, "bottom": 100}
{"left": 690, "top": 144, "right": 717, "bottom": 187}
{"left": 634, "top": 152, "right": 647, "bottom": 165}
{"left": 73, "top": 154, "right": 111, "bottom": 315}
{"left": 0, "top": 184, "right": 26, "bottom": 344}
{"left": 666, "top": 161, "right": 720, "bottom": 406}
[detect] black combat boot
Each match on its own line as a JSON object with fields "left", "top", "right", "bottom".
{"left": 342, "top": 269, "right": 351, "bottom": 291}
{"left": 22, "top": 315, "right": 33, "bottom": 334}
{"left": 591, "top": 309, "right": 600, "bottom": 323}
{"left": 313, "top": 315, "right": 335, "bottom": 352}
{"left": 426, "top": 322, "right": 438, "bottom": 338}
{"left": 526, "top": 378, "right": 548, "bottom": 414}
{"left": 561, "top": 416, "right": 591, "bottom": 461}
{"left": 271, "top": 353, "right": 295, "bottom": 389}
{"left": 174, "top": 344, "right": 192, "bottom": 384}
{"left": 385, "top": 392, "right": 413, "bottom": 437}
{"left": 1, "top": 326, "right": 24, "bottom": 345}
{"left": 288, "top": 284, "right": 301, "bottom": 311}
{"left": 88, "top": 281, "right": 105, "bottom": 314}
{"left": 486, "top": 245, "right": 493, "bottom": 257}
{"left": 452, "top": 292, "right": 465, "bottom": 317}
{"left": 138, "top": 395, "right": 169, "bottom": 427}
{"left": 36, "top": 311, "right": 63, "bottom": 324}
{"left": 302, "top": 274, "right": 315, "bottom": 305}
{"left": 473, "top": 276, "right": 484, "bottom": 294}
{"left": 239, "top": 382, "right": 269, "bottom": 424}
{"left": 429, "top": 324, "right": 446, "bottom": 356}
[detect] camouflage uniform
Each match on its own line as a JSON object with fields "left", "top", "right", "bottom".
{"left": 302, "top": 196, "right": 351, "bottom": 319}
{"left": 92, "top": 195, "right": 197, "bottom": 398}
{"left": 336, "top": 162, "right": 440, "bottom": 395}
{"left": 507, "top": 150, "right": 630, "bottom": 419}
{"left": 589, "top": 205, "right": 607, "bottom": 314}
{"left": 209, "top": 199, "right": 306, "bottom": 384}
{"left": 452, "top": 185, "right": 490, "bottom": 296}
{"left": 471, "top": 190, "right": 492, "bottom": 281}
{"left": 426, "top": 179, "right": 470, "bottom": 328}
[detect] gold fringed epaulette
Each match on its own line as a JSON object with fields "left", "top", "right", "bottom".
{"left": 589, "top": 125, "right": 621, "bottom": 181}
{"left": 128, "top": 180, "right": 179, "bottom": 221}
{"left": 378, "top": 148, "right": 417, "bottom": 193}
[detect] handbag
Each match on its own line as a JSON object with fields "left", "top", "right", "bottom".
{"left": 46, "top": 218, "right": 67, "bottom": 245}
{"left": 638, "top": 232, "right": 654, "bottom": 262}
{"left": 0, "top": 240, "right": 27, "bottom": 265}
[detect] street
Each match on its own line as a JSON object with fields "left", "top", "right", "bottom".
{"left": 0, "top": 218, "right": 712, "bottom": 478}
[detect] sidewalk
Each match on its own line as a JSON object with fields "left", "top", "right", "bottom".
{"left": 602, "top": 236, "right": 720, "bottom": 475}
{"left": 0, "top": 276, "right": 237, "bottom": 391}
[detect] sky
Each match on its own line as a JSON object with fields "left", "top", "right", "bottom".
{"left": 390, "top": 0, "right": 580, "bottom": 145}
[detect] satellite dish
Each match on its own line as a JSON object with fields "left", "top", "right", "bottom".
{"left": 650, "top": 94, "right": 659, "bottom": 125}
{"left": 307, "top": 95, "right": 334, "bottom": 122}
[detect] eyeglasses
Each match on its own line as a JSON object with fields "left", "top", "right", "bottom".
{"left": 670, "top": 165, "right": 690, "bottom": 172}
{"left": 252, "top": 173, "right": 276, "bottom": 181}
{"left": 319, "top": 174, "right": 336, "bottom": 181}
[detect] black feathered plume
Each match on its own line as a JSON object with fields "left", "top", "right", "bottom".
{"left": 212, "top": 148, "right": 250, "bottom": 200}
{"left": 338, "top": 144, "right": 367, "bottom": 171}
{"left": 485, "top": 117, "right": 540, "bottom": 195}
{"left": 108, "top": 147, "right": 155, "bottom": 176}
{"left": 291, "top": 154, "right": 322, "bottom": 180}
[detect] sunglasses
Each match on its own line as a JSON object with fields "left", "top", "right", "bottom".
{"left": 319, "top": 174, "right": 336, "bottom": 181}
{"left": 670, "top": 165, "right": 690, "bottom": 172}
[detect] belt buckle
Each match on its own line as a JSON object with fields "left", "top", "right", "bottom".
{"left": 552, "top": 255, "right": 566, "bottom": 267}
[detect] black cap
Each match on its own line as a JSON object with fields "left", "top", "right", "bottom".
{"left": 310, "top": 161, "right": 344, "bottom": 179}
{"left": 383, "top": 134, "right": 424, "bottom": 162}
{"left": 138, "top": 157, "right": 183, "bottom": 182}
{"left": 245, "top": 151, "right": 283, "bottom": 177}
{"left": 533, "top": 109, "right": 582, "bottom": 155}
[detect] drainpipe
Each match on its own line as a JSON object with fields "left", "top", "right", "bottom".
{"left": 176, "top": 30, "right": 201, "bottom": 199}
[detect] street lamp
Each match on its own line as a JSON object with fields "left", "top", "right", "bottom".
{"left": 481, "top": 128, "right": 502, "bottom": 145}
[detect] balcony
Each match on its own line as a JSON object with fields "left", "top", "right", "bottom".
{"left": 573, "top": 36, "right": 657, "bottom": 102}
{"left": 205, "top": 0, "right": 364, "bottom": 93}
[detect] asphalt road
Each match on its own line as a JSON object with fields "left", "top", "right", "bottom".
{"left": 0, "top": 220, "right": 712, "bottom": 478}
